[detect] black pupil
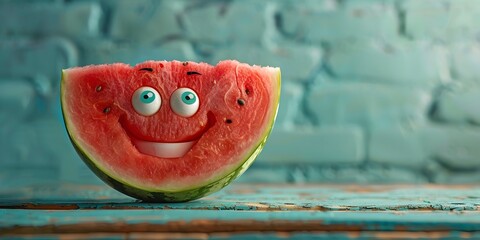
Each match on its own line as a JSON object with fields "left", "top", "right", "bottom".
{"left": 185, "top": 95, "right": 191, "bottom": 100}
{"left": 143, "top": 94, "right": 149, "bottom": 99}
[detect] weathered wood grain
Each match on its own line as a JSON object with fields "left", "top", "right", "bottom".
{"left": 2, "top": 231, "right": 480, "bottom": 240}
{"left": 1, "top": 184, "right": 480, "bottom": 236}
{"left": 1, "top": 184, "right": 479, "bottom": 211}
{"left": 2, "top": 209, "right": 480, "bottom": 235}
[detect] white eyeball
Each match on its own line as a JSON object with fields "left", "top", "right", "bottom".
{"left": 132, "top": 86, "right": 161, "bottom": 116}
{"left": 170, "top": 88, "right": 199, "bottom": 117}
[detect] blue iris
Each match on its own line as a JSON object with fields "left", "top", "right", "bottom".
{"left": 181, "top": 91, "right": 196, "bottom": 105}
{"left": 140, "top": 90, "right": 155, "bottom": 104}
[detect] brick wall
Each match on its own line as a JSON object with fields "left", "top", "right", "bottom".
{"left": 1, "top": 0, "right": 479, "bottom": 186}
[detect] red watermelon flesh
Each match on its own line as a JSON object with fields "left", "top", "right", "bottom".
{"left": 61, "top": 60, "right": 281, "bottom": 202}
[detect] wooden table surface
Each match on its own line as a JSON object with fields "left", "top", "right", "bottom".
{"left": 1, "top": 183, "right": 480, "bottom": 239}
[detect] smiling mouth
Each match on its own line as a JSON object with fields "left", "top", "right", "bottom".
{"left": 120, "top": 112, "right": 216, "bottom": 159}
{"left": 131, "top": 138, "right": 197, "bottom": 158}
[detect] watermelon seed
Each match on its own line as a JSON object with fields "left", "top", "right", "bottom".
{"left": 225, "top": 119, "right": 233, "bottom": 124}
{"left": 139, "top": 67, "right": 153, "bottom": 72}
{"left": 95, "top": 85, "right": 102, "bottom": 92}
{"left": 103, "top": 107, "right": 111, "bottom": 114}
{"left": 237, "top": 99, "right": 245, "bottom": 106}
{"left": 245, "top": 84, "right": 253, "bottom": 96}
{"left": 187, "top": 71, "right": 202, "bottom": 75}
{"left": 183, "top": 62, "right": 188, "bottom": 66}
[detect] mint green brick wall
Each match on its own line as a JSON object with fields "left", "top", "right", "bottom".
{"left": 1, "top": 0, "right": 480, "bottom": 186}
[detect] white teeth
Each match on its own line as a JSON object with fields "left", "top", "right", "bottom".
{"left": 132, "top": 138, "right": 196, "bottom": 158}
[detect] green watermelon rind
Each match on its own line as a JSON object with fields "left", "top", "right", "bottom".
{"left": 61, "top": 67, "right": 281, "bottom": 202}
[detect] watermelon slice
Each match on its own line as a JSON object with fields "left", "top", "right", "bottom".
{"left": 61, "top": 60, "right": 281, "bottom": 202}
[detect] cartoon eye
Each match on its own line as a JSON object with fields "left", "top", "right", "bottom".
{"left": 170, "top": 88, "right": 199, "bottom": 117}
{"left": 132, "top": 86, "right": 161, "bottom": 116}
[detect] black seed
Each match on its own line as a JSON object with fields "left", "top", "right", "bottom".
{"left": 225, "top": 119, "right": 233, "bottom": 124}
{"left": 103, "top": 107, "right": 111, "bottom": 114}
{"left": 237, "top": 98, "right": 245, "bottom": 106}
{"left": 187, "top": 71, "right": 201, "bottom": 75}
{"left": 95, "top": 85, "right": 102, "bottom": 92}
{"left": 245, "top": 89, "right": 251, "bottom": 95}
{"left": 183, "top": 62, "right": 188, "bottom": 66}
{"left": 140, "top": 67, "right": 153, "bottom": 72}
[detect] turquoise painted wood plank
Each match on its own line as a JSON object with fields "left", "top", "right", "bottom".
{"left": 2, "top": 184, "right": 480, "bottom": 236}
{"left": 2, "top": 231, "right": 480, "bottom": 240}
{"left": 1, "top": 184, "right": 480, "bottom": 211}
{"left": 2, "top": 209, "right": 480, "bottom": 234}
